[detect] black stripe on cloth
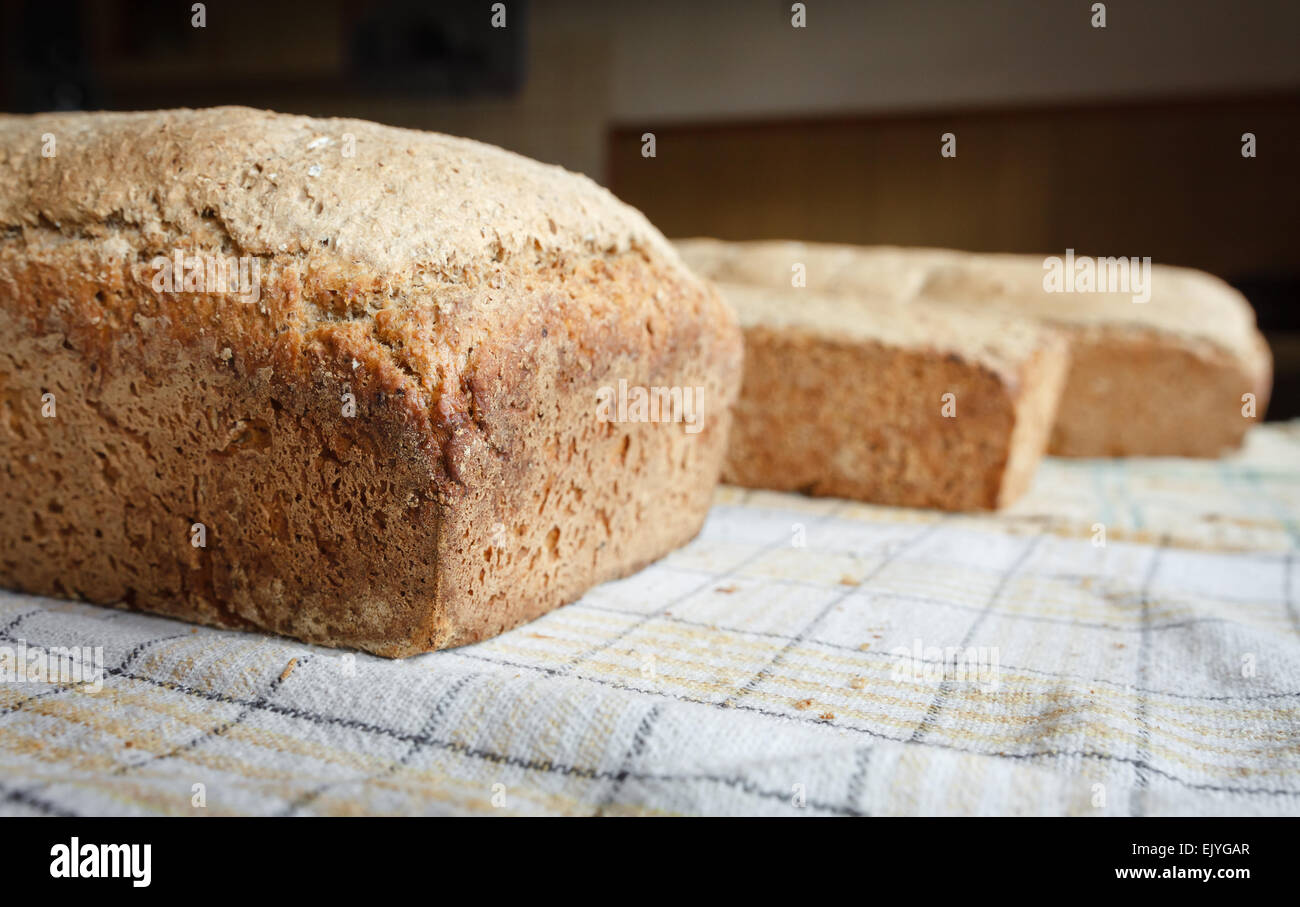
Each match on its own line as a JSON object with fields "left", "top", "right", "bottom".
{"left": 0, "top": 630, "right": 190, "bottom": 720}
{"left": 595, "top": 702, "right": 664, "bottom": 812}
{"left": 630, "top": 769, "right": 864, "bottom": 816}
{"left": 559, "top": 502, "right": 851, "bottom": 676}
{"left": 280, "top": 670, "right": 478, "bottom": 816}
{"left": 721, "top": 520, "right": 946, "bottom": 710}
{"left": 0, "top": 607, "right": 43, "bottom": 636}
{"left": 113, "top": 654, "right": 316, "bottom": 777}
{"left": 844, "top": 746, "right": 873, "bottom": 814}
{"left": 0, "top": 781, "right": 77, "bottom": 817}
{"left": 908, "top": 531, "right": 1047, "bottom": 744}
{"left": 1130, "top": 537, "right": 1169, "bottom": 817}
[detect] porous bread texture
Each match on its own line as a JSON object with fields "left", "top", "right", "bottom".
{"left": 714, "top": 282, "right": 1068, "bottom": 510}
{"left": 678, "top": 238, "right": 1271, "bottom": 457}
{"left": 0, "top": 107, "right": 743, "bottom": 656}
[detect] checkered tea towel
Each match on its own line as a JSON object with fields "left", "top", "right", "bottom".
{"left": 2, "top": 422, "right": 1298, "bottom": 816}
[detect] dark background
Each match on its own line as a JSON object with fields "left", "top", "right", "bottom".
{"left": 3, "top": 0, "right": 1297, "bottom": 418}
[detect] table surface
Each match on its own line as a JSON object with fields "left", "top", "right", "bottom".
{"left": 2, "top": 422, "right": 1298, "bottom": 816}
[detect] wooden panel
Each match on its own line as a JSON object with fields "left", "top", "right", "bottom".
{"left": 607, "top": 95, "right": 1300, "bottom": 279}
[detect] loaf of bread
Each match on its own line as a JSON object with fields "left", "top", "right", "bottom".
{"left": 678, "top": 239, "right": 1271, "bottom": 457}
{"left": 0, "top": 108, "right": 742, "bottom": 656}
{"left": 706, "top": 281, "right": 1068, "bottom": 510}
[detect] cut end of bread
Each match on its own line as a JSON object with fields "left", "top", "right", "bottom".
{"left": 715, "top": 283, "right": 1069, "bottom": 511}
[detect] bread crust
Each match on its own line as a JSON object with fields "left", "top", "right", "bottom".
{"left": 0, "top": 108, "right": 742, "bottom": 655}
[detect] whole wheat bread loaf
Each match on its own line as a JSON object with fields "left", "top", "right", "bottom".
{"left": 0, "top": 108, "right": 743, "bottom": 656}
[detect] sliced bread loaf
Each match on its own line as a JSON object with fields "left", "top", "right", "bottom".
{"left": 679, "top": 238, "right": 1271, "bottom": 458}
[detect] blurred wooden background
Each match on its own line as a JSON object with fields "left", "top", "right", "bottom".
{"left": 608, "top": 95, "right": 1299, "bottom": 278}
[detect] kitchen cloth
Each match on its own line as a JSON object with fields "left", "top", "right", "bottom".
{"left": 2, "top": 423, "right": 1298, "bottom": 816}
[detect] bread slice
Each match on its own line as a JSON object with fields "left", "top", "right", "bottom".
{"left": 712, "top": 282, "right": 1068, "bottom": 510}
{"left": 0, "top": 108, "right": 742, "bottom": 656}
{"left": 678, "top": 239, "right": 1271, "bottom": 457}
